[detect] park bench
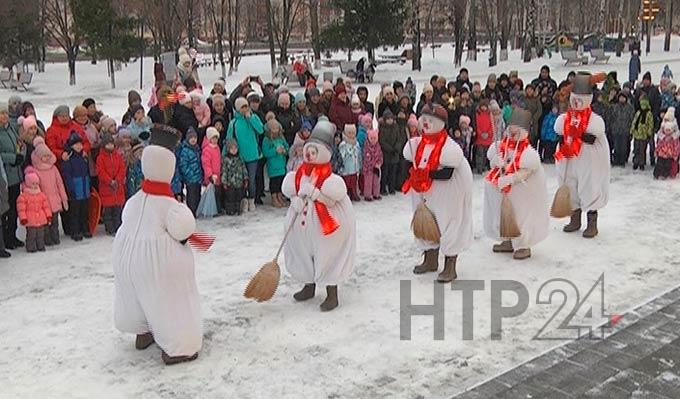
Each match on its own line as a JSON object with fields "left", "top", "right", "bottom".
{"left": 339, "top": 61, "right": 356, "bottom": 76}
{"left": 0, "top": 70, "right": 11, "bottom": 88}
{"left": 590, "top": 48, "right": 610, "bottom": 64}
{"left": 9, "top": 72, "right": 33, "bottom": 91}
{"left": 561, "top": 49, "right": 588, "bottom": 66}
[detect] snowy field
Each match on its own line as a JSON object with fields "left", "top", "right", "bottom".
{"left": 1, "top": 36, "right": 680, "bottom": 398}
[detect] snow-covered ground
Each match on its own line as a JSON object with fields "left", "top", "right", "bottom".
{"left": 2, "top": 35, "right": 680, "bottom": 399}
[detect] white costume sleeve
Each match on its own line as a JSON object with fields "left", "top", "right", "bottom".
{"left": 282, "top": 172, "right": 298, "bottom": 199}
{"left": 487, "top": 142, "right": 501, "bottom": 168}
{"left": 165, "top": 203, "right": 196, "bottom": 242}
{"left": 403, "top": 137, "right": 420, "bottom": 162}
{"left": 587, "top": 114, "right": 606, "bottom": 138}
{"left": 510, "top": 149, "right": 541, "bottom": 184}
{"left": 318, "top": 175, "right": 347, "bottom": 207}
{"left": 554, "top": 114, "right": 566, "bottom": 136}
{"left": 439, "top": 140, "right": 464, "bottom": 168}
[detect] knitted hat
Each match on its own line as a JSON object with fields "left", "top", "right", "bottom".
{"left": 507, "top": 108, "right": 532, "bottom": 132}
{"left": 53, "top": 105, "right": 70, "bottom": 118}
{"left": 295, "top": 92, "right": 307, "bottom": 104}
{"left": 246, "top": 92, "right": 261, "bottom": 103}
{"left": 367, "top": 129, "right": 379, "bottom": 142}
{"left": 24, "top": 171, "right": 40, "bottom": 189}
{"left": 489, "top": 100, "right": 501, "bottom": 112}
{"left": 179, "top": 53, "right": 192, "bottom": 67}
{"left": 573, "top": 72, "right": 594, "bottom": 95}
{"left": 278, "top": 93, "right": 291, "bottom": 107}
{"left": 100, "top": 116, "right": 116, "bottom": 132}
{"left": 185, "top": 127, "right": 198, "bottom": 139}
{"left": 212, "top": 93, "right": 226, "bottom": 106}
{"left": 234, "top": 97, "right": 248, "bottom": 111}
{"left": 178, "top": 92, "right": 192, "bottom": 106}
{"left": 149, "top": 125, "right": 181, "bottom": 151}
{"left": 82, "top": 98, "right": 96, "bottom": 108}
{"left": 382, "top": 86, "right": 395, "bottom": 96}
{"left": 132, "top": 142, "right": 145, "bottom": 155}
{"left": 127, "top": 90, "right": 142, "bottom": 106}
{"left": 100, "top": 133, "right": 115, "bottom": 147}
{"left": 206, "top": 127, "right": 220, "bottom": 141}
{"left": 459, "top": 114, "right": 471, "bottom": 126}
{"left": 360, "top": 113, "right": 373, "bottom": 127}
{"left": 308, "top": 87, "right": 320, "bottom": 97}
{"left": 67, "top": 131, "right": 83, "bottom": 147}
{"left": 18, "top": 115, "right": 37, "bottom": 130}
{"left": 213, "top": 77, "right": 226, "bottom": 88}
{"left": 335, "top": 84, "right": 346, "bottom": 96}
{"left": 407, "top": 114, "right": 418, "bottom": 128}
{"left": 323, "top": 81, "right": 333, "bottom": 93}
{"left": 421, "top": 104, "right": 448, "bottom": 123}
{"left": 383, "top": 109, "right": 394, "bottom": 119}
{"left": 351, "top": 94, "right": 361, "bottom": 106}
{"left": 266, "top": 118, "right": 282, "bottom": 134}
{"left": 343, "top": 124, "right": 357, "bottom": 137}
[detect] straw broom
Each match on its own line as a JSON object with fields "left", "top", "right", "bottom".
{"left": 407, "top": 136, "right": 441, "bottom": 243}
{"left": 498, "top": 139, "right": 521, "bottom": 238}
{"left": 244, "top": 212, "right": 299, "bottom": 302}
{"left": 551, "top": 160, "right": 572, "bottom": 218}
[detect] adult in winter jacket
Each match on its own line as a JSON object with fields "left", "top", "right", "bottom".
{"left": 482, "top": 74, "right": 502, "bottom": 102}
{"left": 0, "top": 108, "right": 26, "bottom": 249}
{"left": 629, "top": 50, "right": 641, "bottom": 84}
{"left": 21, "top": 102, "right": 47, "bottom": 135}
{"left": 377, "top": 86, "right": 400, "bottom": 119}
{"left": 171, "top": 95, "right": 200, "bottom": 141}
{"left": 609, "top": 92, "right": 636, "bottom": 166}
{"left": 121, "top": 90, "right": 143, "bottom": 126}
{"left": 416, "top": 84, "right": 435, "bottom": 117}
{"left": 176, "top": 130, "right": 203, "bottom": 215}
{"left": 531, "top": 66, "right": 558, "bottom": 103}
{"left": 378, "top": 111, "right": 403, "bottom": 194}
{"left": 356, "top": 86, "right": 375, "bottom": 116}
{"left": 29, "top": 137, "right": 68, "bottom": 246}
{"left": 329, "top": 85, "right": 356, "bottom": 132}
{"left": 226, "top": 97, "right": 264, "bottom": 209}
{"left": 148, "top": 86, "right": 174, "bottom": 125}
{"left": 276, "top": 93, "right": 302, "bottom": 145}
{"left": 455, "top": 68, "right": 472, "bottom": 92}
{"left": 0, "top": 159, "right": 10, "bottom": 257}
{"left": 45, "top": 105, "right": 91, "bottom": 164}
{"left": 525, "top": 85, "right": 543, "bottom": 146}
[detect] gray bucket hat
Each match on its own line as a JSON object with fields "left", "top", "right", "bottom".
{"left": 508, "top": 107, "right": 532, "bottom": 132}
{"left": 572, "top": 72, "right": 594, "bottom": 95}
{"left": 308, "top": 118, "right": 335, "bottom": 150}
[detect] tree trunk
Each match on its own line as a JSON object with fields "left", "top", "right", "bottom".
{"left": 664, "top": 0, "right": 673, "bottom": 51}
{"left": 523, "top": 0, "right": 535, "bottom": 62}
{"left": 466, "top": 0, "right": 477, "bottom": 61}
{"left": 453, "top": 0, "right": 465, "bottom": 67}
{"left": 265, "top": 0, "right": 276, "bottom": 78}
{"left": 109, "top": 58, "right": 116, "bottom": 89}
{"left": 68, "top": 54, "right": 76, "bottom": 86}
{"left": 309, "top": 0, "right": 321, "bottom": 69}
{"left": 411, "top": 0, "right": 422, "bottom": 71}
{"left": 187, "top": 0, "right": 195, "bottom": 48}
{"left": 368, "top": 47, "right": 375, "bottom": 63}
{"left": 616, "top": 0, "right": 625, "bottom": 56}
{"left": 597, "top": 0, "right": 606, "bottom": 48}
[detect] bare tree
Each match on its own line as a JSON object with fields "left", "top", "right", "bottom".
{"left": 308, "top": 0, "right": 321, "bottom": 69}
{"left": 411, "top": 0, "right": 422, "bottom": 71}
{"left": 616, "top": 0, "right": 626, "bottom": 56}
{"left": 466, "top": 0, "right": 477, "bottom": 61}
{"left": 664, "top": 0, "right": 673, "bottom": 51}
{"left": 480, "top": 0, "right": 498, "bottom": 66}
{"left": 265, "top": 0, "right": 277, "bottom": 77}
{"left": 206, "top": 0, "right": 228, "bottom": 77}
{"left": 498, "top": 0, "right": 511, "bottom": 61}
{"left": 449, "top": 0, "right": 466, "bottom": 67}
{"left": 43, "top": 0, "right": 80, "bottom": 85}
{"left": 272, "top": 0, "right": 304, "bottom": 64}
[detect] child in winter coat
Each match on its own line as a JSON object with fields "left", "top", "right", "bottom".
{"left": 379, "top": 110, "right": 403, "bottom": 194}
{"left": 631, "top": 98, "right": 655, "bottom": 170}
{"left": 17, "top": 171, "right": 52, "bottom": 252}
{"left": 540, "top": 105, "right": 559, "bottom": 163}
{"left": 357, "top": 113, "right": 373, "bottom": 150}
{"left": 287, "top": 142, "right": 304, "bottom": 172}
{"left": 331, "top": 133, "right": 344, "bottom": 174}
{"left": 126, "top": 104, "right": 152, "bottom": 142}
{"left": 489, "top": 100, "right": 506, "bottom": 142}
{"left": 125, "top": 142, "right": 144, "bottom": 199}
{"left": 339, "top": 124, "right": 362, "bottom": 201}
{"left": 202, "top": 127, "right": 223, "bottom": 212}
{"left": 221, "top": 139, "right": 248, "bottom": 215}
{"left": 177, "top": 129, "right": 203, "bottom": 216}
{"left": 456, "top": 115, "right": 473, "bottom": 155}
{"left": 654, "top": 110, "right": 680, "bottom": 179}
{"left": 362, "top": 129, "right": 383, "bottom": 201}
{"left": 60, "top": 133, "right": 91, "bottom": 241}
{"left": 474, "top": 100, "right": 494, "bottom": 173}
{"left": 351, "top": 94, "right": 364, "bottom": 119}
{"left": 29, "top": 137, "right": 68, "bottom": 246}
{"left": 609, "top": 92, "right": 636, "bottom": 166}
{"left": 192, "top": 92, "right": 212, "bottom": 128}
{"left": 96, "top": 133, "right": 126, "bottom": 235}
{"left": 262, "top": 119, "right": 290, "bottom": 207}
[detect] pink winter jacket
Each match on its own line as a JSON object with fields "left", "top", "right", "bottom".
{"left": 17, "top": 189, "right": 52, "bottom": 227}
{"left": 193, "top": 102, "right": 211, "bottom": 128}
{"left": 201, "top": 140, "right": 222, "bottom": 186}
{"left": 29, "top": 138, "right": 69, "bottom": 213}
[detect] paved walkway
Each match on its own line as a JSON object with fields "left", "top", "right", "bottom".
{"left": 454, "top": 286, "right": 680, "bottom": 398}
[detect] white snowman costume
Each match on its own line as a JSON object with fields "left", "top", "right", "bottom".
{"left": 281, "top": 118, "right": 356, "bottom": 310}
{"left": 113, "top": 127, "right": 202, "bottom": 360}
{"left": 484, "top": 108, "right": 549, "bottom": 255}
{"left": 403, "top": 104, "right": 473, "bottom": 282}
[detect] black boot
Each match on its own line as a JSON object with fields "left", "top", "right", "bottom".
{"left": 293, "top": 283, "right": 316, "bottom": 301}
{"left": 320, "top": 286, "right": 339, "bottom": 311}
{"left": 583, "top": 211, "right": 599, "bottom": 238}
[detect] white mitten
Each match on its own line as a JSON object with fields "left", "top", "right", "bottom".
{"left": 298, "top": 180, "right": 315, "bottom": 198}
{"left": 290, "top": 197, "right": 305, "bottom": 213}
{"left": 309, "top": 188, "right": 321, "bottom": 201}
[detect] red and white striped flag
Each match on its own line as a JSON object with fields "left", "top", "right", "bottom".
{"left": 188, "top": 232, "right": 216, "bottom": 252}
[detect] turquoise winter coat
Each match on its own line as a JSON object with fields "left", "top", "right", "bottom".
{"left": 262, "top": 136, "right": 290, "bottom": 178}
{"left": 226, "top": 112, "right": 264, "bottom": 163}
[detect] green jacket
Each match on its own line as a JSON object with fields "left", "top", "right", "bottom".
{"left": 221, "top": 153, "right": 248, "bottom": 188}
{"left": 630, "top": 104, "right": 654, "bottom": 140}
{"left": 0, "top": 123, "right": 24, "bottom": 186}
{"left": 225, "top": 112, "right": 264, "bottom": 163}
{"left": 262, "top": 136, "right": 290, "bottom": 178}
{"left": 525, "top": 96, "right": 543, "bottom": 141}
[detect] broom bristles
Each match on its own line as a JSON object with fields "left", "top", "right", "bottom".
{"left": 411, "top": 201, "right": 441, "bottom": 243}
{"left": 551, "top": 185, "right": 572, "bottom": 218}
{"left": 244, "top": 260, "right": 281, "bottom": 302}
{"left": 500, "top": 195, "right": 521, "bottom": 238}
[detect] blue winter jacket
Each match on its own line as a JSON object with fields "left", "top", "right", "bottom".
{"left": 629, "top": 55, "right": 641, "bottom": 83}
{"left": 177, "top": 140, "right": 203, "bottom": 185}
{"left": 61, "top": 152, "right": 91, "bottom": 201}
{"left": 357, "top": 125, "right": 368, "bottom": 151}
{"left": 541, "top": 112, "right": 558, "bottom": 141}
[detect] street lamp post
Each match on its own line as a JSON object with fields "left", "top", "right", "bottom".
{"left": 642, "top": 0, "right": 661, "bottom": 55}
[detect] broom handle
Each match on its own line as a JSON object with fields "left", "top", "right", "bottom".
{"left": 273, "top": 212, "right": 299, "bottom": 262}
{"left": 406, "top": 133, "right": 425, "bottom": 202}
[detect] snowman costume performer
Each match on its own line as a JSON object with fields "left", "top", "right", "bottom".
{"left": 281, "top": 118, "right": 356, "bottom": 311}
{"left": 403, "top": 104, "right": 473, "bottom": 282}
{"left": 484, "top": 108, "right": 549, "bottom": 260}
{"left": 113, "top": 125, "right": 202, "bottom": 365}
{"left": 554, "top": 72, "right": 610, "bottom": 238}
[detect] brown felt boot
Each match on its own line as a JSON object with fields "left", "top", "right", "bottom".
{"left": 583, "top": 211, "right": 599, "bottom": 238}
{"left": 513, "top": 248, "right": 531, "bottom": 260}
{"left": 413, "top": 249, "right": 439, "bottom": 274}
{"left": 563, "top": 209, "right": 582, "bottom": 232}
{"left": 293, "top": 283, "right": 316, "bottom": 301}
{"left": 135, "top": 333, "right": 155, "bottom": 350}
{"left": 320, "top": 285, "right": 338, "bottom": 311}
{"left": 162, "top": 351, "right": 199, "bottom": 365}
{"left": 493, "top": 240, "right": 514, "bottom": 253}
{"left": 437, "top": 256, "right": 458, "bottom": 283}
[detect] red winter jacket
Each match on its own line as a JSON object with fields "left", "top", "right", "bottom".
{"left": 45, "top": 116, "right": 91, "bottom": 164}
{"left": 329, "top": 96, "right": 356, "bottom": 132}
{"left": 96, "top": 149, "right": 126, "bottom": 207}
{"left": 474, "top": 110, "right": 494, "bottom": 147}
